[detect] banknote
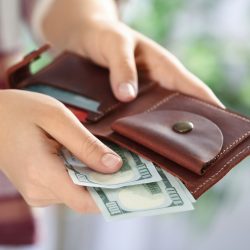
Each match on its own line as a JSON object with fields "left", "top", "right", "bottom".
{"left": 61, "top": 142, "right": 162, "bottom": 189}
{"left": 88, "top": 167, "right": 194, "bottom": 221}
{"left": 176, "top": 178, "right": 196, "bottom": 203}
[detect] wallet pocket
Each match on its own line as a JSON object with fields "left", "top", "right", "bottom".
{"left": 17, "top": 52, "right": 155, "bottom": 122}
{"left": 111, "top": 110, "right": 224, "bottom": 175}
{"left": 8, "top": 46, "right": 250, "bottom": 199}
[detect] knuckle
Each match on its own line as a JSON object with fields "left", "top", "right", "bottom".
{"left": 36, "top": 96, "right": 67, "bottom": 124}
{"left": 104, "top": 27, "right": 132, "bottom": 48}
{"left": 23, "top": 189, "right": 39, "bottom": 206}
{"left": 79, "top": 137, "right": 101, "bottom": 159}
{"left": 72, "top": 200, "right": 92, "bottom": 214}
{"left": 25, "top": 198, "right": 48, "bottom": 207}
{"left": 41, "top": 94, "right": 65, "bottom": 111}
{"left": 119, "top": 59, "right": 137, "bottom": 79}
{"left": 23, "top": 186, "right": 52, "bottom": 207}
{"left": 41, "top": 95, "right": 65, "bottom": 115}
{"left": 47, "top": 100, "right": 66, "bottom": 118}
{"left": 113, "top": 31, "right": 128, "bottom": 43}
{"left": 25, "top": 199, "right": 39, "bottom": 207}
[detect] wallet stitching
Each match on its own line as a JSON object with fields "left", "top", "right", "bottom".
{"left": 192, "top": 145, "right": 250, "bottom": 194}
{"left": 91, "top": 102, "right": 121, "bottom": 121}
{"left": 182, "top": 96, "right": 250, "bottom": 123}
{"left": 103, "top": 103, "right": 122, "bottom": 115}
{"left": 148, "top": 93, "right": 250, "bottom": 162}
{"left": 145, "top": 93, "right": 180, "bottom": 113}
{"left": 212, "top": 131, "right": 250, "bottom": 161}
{"left": 181, "top": 96, "right": 250, "bottom": 160}
{"left": 93, "top": 92, "right": 179, "bottom": 121}
{"left": 88, "top": 81, "right": 157, "bottom": 121}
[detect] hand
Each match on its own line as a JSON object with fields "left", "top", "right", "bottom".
{"left": 64, "top": 18, "right": 224, "bottom": 107}
{"left": 0, "top": 90, "right": 122, "bottom": 212}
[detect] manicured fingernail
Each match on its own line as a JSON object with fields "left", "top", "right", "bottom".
{"left": 101, "top": 153, "right": 122, "bottom": 169}
{"left": 118, "top": 83, "right": 136, "bottom": 100}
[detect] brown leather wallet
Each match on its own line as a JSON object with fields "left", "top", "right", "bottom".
{"left": 6, "top": 45, "right": 250, "bottom": 199}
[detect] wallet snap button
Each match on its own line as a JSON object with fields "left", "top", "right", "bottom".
{"left": 172, "top": 121, "right": 193, "bottom": 133}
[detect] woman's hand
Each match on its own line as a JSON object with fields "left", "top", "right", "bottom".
{"left": 66, "top": 19, "right": 224, "bottom": 106}
{"left": 41, "top": 0, "right": 224, "bottom": 107}
{"left": 0, "top": 90, "right": 122, "bottom": 212}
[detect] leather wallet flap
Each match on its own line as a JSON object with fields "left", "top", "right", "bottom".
{"left": 112, "top": 110, "right": 224, "bottom": 175}
{"left": 7, "top": 47, "right": 250, "bottom": 199}
{"left": 9, "top": 51, "right": 155, "bottom": 122}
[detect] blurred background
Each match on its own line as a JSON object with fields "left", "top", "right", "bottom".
{"left": 1, "top": 0, "right": 250, "bottom": 249}
{"left": 28, "top": 0, "right": 250, "bottom": 115}
{"left": 121, "top": 0, "right": 250, "bottom": 115}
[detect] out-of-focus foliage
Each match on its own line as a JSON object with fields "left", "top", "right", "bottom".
{"left": 125, "top": 0, "right": 184, "bottom": 44}
{"left": 122, "top": 0, "right": 250, "bottom": 115}
{"left": 121, "top": 0, "right": 250, "bottom": 229}
{"left": 22, "top": 0, "right": 249, "bottom": 233}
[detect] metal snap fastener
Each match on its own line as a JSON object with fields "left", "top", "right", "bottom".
{"left": 173, "top": 121, "right": 193, "bottom": 133}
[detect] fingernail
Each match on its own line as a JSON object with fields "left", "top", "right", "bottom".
{"left": 118, "top": 83, "right": 136, "bottom": 100}
{"left": 101, "top": 153, "right": 122, "bottom": 170}
{"left": 219, "top": 100, "right": 226, "bottom": 109}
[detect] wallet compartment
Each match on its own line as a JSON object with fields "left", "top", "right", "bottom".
{"left": 111, "top": 110, "right": 224, "bottom": 175}
{"left": 7, "top": 47, "right": 250, "bottom": 199}
{"left": 15, "top": 52, "right": 155, "bottom": 122}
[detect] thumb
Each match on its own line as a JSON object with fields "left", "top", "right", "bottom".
{"left": 37, "top": 103, "right": 122, "bottom": 173}
{"left": 106, "top": 35, "right": 138, "bottom": 102}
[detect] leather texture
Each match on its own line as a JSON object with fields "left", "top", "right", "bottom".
{"left": 7, "top": 48, "right": 155, "bottom": 122}
{"left": 112, "top": 110, "right": 224, "bottom": 175}
{"left": 7, "top": 47, "right": 250, "bottom": 199}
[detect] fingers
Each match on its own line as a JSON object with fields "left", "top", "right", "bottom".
{"left": 13, "top": 123, "right": 99, "bottom": 213}
{"left": 46, "top": 155, "right": 99, "bottom": 213}
{"left": 36, "top": 101, "right": 122, "bottom": 173}
{"left": 176, "top": 69, "right": 225, "bottom": 108}
{"left": 18, "top": 184, "right": 60, "bottom": 207}
{"left": 104, "top": 32, "right": 138, "bottom": 102}
{"left": 136, "top": 33, "right": 225, "bottom": 108}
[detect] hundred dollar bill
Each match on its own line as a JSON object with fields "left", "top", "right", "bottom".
{"left": 61, "top": 142, "right": 162, "bottom": 189}
{"left": 176, "top": 178, "right": 196, "bottom": 203}
{"left": 88, "top": 167, "right": 194, "bottom": 221}
{"left": 153, "top": 163, "right": 196, "bottom": 203}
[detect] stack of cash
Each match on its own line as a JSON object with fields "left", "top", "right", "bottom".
{"left": 61, "top": 142, "right": 195, "bottom": 221}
